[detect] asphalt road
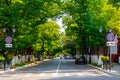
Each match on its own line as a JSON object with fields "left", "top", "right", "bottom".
{"left": 0, "top": 59, "right": 120, "bottom": 80}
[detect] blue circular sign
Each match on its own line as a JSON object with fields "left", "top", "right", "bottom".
{"left": 106, "top": 32, "right": 115, "bottom": 41}
{"left": 5, "top": 36, "right": 12, "bottom": 44}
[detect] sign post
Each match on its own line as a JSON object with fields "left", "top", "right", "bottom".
{"left": 106, "top": 32, "right": 115, "bottom": 71}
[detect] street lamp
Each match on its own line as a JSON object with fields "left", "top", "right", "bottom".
{"left": 12, "top": 28, "right": 16, "bottom": 33}
{"left": 99, "top": 27, "right": 103, "bottom": 33}
{"left": 2, "top": 27, "right": 16, "bottom": 33}
{"left": 109, "top": 28, "right": 112, "bottom": 33}
{"left": 2, "top": 27, "right": 6, "bottom": 33}
{"left": 99, "top": 27, "right": 112, "bottom": 33}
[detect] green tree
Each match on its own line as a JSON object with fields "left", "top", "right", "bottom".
{"left": 33, "top": 20, "right": 61, "bottom": 59}
{"left": 0, "top": 0, "right": 62, "bottom": 59}
{"left": 108, "top": 0, "right": 120, "bottom": 9}
{"left": 62, "top": 0, "right": 120, "bottom": 56}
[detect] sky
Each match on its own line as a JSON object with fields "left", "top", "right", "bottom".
{"left": 56, "top": 18, "right": 65, "bottom": 33}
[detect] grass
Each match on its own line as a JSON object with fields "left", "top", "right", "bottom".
{"left": 15, "top": 63, "right": 26, "bottom": 67}
{"left": 90, "top": 63, "right": 102, "bottom": 67}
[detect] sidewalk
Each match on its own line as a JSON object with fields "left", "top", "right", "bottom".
{"left": 111, "top": 63, "right": 120, "bottom": 75}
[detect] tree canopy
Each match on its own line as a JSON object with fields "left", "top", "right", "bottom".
{"left": 0, "top": 0, "right": 120, "bottom": 57}
{"left": 62, "top": 0, "right": 120, "bottom": 54}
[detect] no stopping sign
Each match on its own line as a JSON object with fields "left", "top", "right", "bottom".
{"left": 5, "top": 36, "right": 12, "bottom": 44}
{"left": 106, "top": 32, "right": 115, "bottom": 41}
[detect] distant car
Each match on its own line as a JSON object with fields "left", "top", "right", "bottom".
{"left": 65, "top": 55, "right": 72, "bottom": 59}
{"left": 75, "top": 56, "right": 87, "bottom": 64}
{"left": 60, "top": 57, "right": 62, "bottom": 59}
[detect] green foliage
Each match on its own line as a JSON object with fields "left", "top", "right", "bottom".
{"left": 91, "top": 63, "right": 102, "bottom": 68}
{"left": 33, "top": 20, "right": 61, "bottom": 56}
{"left": 0, "top": 0, "right": 62, "bottom": 56}
{"left": 101, "top": 56, "right": 109, "bottom": 63}
{"left": 62, "top": 0, "right": 120, "bottom": 55}
{"left": 55, "top": 52, "right": 61, "bottom": 57}
{"left": 0, "top": 0, "right": 120, "bottom": 57}
{"left": 0, "top": 56, "right": 5, "bottom": 61}
{"left": 7, "top": 54, "right": 13, "bottom": 60}
{"left": 15, "top": 63, "right": 26, "bottom": 67}
{"left": 108, "top": 0, "right": 120, "bottom": 9}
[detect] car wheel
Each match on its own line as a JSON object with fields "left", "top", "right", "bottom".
{"left": 75, "top": 62, "right": 77, "bottom": 64}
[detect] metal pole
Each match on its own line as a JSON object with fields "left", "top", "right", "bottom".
{"left": 109, "top": 46, "right": 111, "bottom": 71}
{"left": 89, "top": 48, "right": 91, "bottom": 63}
{"left": 4, "top": 59, "right": 6, "bottom": 71}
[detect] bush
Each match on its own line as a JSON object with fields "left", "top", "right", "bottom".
{"left": 7, "top": 54, "right": 13, "bottom": 61}
{"left": 101, "top": 56, "right": 109, "bottom": 63}
{"left": 0, "top": 56, "right": 5, "bottom": 61}
{"left": 15, "top": 63, "right": 26, "bottom": 67}
{"left": 91, "top": 63, "right": 102, "bottom": 67}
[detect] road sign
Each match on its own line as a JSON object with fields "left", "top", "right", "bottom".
{"left": 106, "top": 41, "right": 116, "bottom": 46}
{"left": 5, "top": 44, "right": 12, "bottom": 48}
{"left": 5, "top": 36, "right": 12, "bottom": 44}
{"left": 106, "top": 32, "right": 115, "bottom": 41}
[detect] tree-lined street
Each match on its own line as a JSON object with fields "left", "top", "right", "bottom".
{"left": 0, "top": 59, "right": 120, "bottom": 80}
{"left": 0, "top": 0, "right": 120, "bottom": 80}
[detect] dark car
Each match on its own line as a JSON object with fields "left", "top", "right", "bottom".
{"left": 75, "top": 56, "right": 87, "bottom": 64}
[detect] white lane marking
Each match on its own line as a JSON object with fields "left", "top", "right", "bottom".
{"left": 25, "top": 73, "right": 33, "bottom": 77}
{"left": 12, "top": 73, "right": 19, "bottom": 77}
{"left": 65, "top": 73, "right": 71, "bottom": 76}
{"left": 38, "top": 73, "right": 45, "bottom": 76}
{"left": 77, "top": 73, "right": 84, "bottom": 76}
{"left": 91, "top": 74, "right": 97, "bottom": 76}
{"left": 56, "top": 60, "right": 62, "bottom": 73}
{"left": 52, "top": 73, "right": 58, "bottom": 77}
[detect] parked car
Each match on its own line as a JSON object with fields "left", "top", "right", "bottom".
{"left": 75, "top": 56, "right": 87, "bottom": 64}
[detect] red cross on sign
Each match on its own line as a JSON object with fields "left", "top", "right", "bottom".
{"left": 106, "top": 32, "right": 115, "bottom": 41}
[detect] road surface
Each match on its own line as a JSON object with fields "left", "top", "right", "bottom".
{"left": 0, "top": 59, "right": 120, "bottom": 80}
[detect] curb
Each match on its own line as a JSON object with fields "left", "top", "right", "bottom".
{"left": 0, "top": 61, "right": 42, "bottom": 74}
{"left": 88, "top": 64, "right": 120, "bottom": 75}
